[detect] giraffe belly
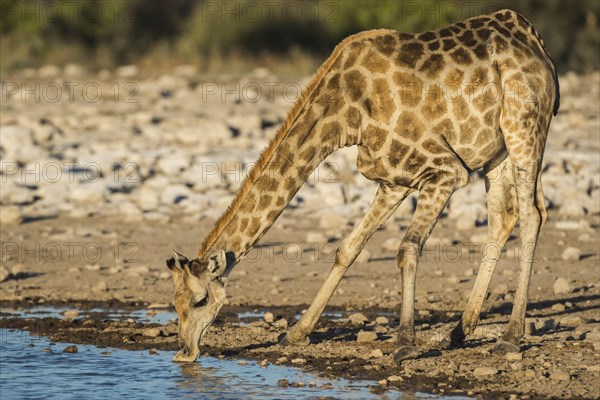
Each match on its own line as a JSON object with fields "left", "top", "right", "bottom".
{"left": 448, "top": 129, "right": 506, "bottom": 171}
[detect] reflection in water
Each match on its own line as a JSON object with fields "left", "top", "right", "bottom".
{"left": 0, "top": 328, "right": 454, "bottom": 400}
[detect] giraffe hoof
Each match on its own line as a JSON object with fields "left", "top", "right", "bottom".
{"left": 393, "top": 345, "right": 419, "bottom": 364}
{"left": 279, "top": 333, "right": 310, "bottom": 347}
{"left": 492, "top": 339, "right": 520, "bottom": 355}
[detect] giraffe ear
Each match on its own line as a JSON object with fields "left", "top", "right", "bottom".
{"left": 207, "top": 250, "right": 228, "bottom": 277}
{"left": 169, "top": 250, "right": 191, "bottom": 273}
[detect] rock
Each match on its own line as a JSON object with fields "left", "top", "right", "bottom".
{"left": 147, "top": 302, "right": 170, "bottom": 309}
{"left": 473, "top": 367, "right": 498, "bottom": 377}
{"left": 273, "top": 318, "right": 288, "bottom": 329}
{"left": 116, "top": 65, "right": 139, "bottom": 78}
{"left": 348, "top": 312, "right": 368, "bottom": 325}
{"left": 277, "top": 379, "right": 289, "bottom": 387}
{"left": 70, "top": 182, "right": 106, "bottom": 204}
{"left": 382, "top": 238, "right": 401, "bottom": 252}
{"left": 370, "top": 349, "right": 384, "bottom": 358}
{"left": 38, "top": 64, "right": 61, "bottom": 78}
{"left": 92, "top": 281, "right": 108, "bottom": 292}
{"left": 357, "top": 330, "right": 378, "bottom": 343}
{"left": 276, "top": 356, "right": 288, "bottom": 364}
{"left": 493, "top": 283, "right": 509, "bottom": 295}
{"left": 553, "top": 277, "right": 573, "bottom": 295}
{"left": 263, "top": 312, "right": 275, "bottom": 323}
{"left": 561, "top": 247, "right": 581, "bottom": 261}
{"left": 550, "top": 371, "right": 570, "bottom": 381}
{"left": 319, "top": 214, "right": 346, "bottom": 230}
{"left": 387, "top": 375, "right": 403, "bottom": 382}
{"left": 0, "top": 266, "right": 11, "bottom": 283}
{"left": 551, "top": 303, "right": 566, "bottom": 312}
{"left": 505, "top": 352, "right": 523, "bottom": 361}
{"left": 447, "top": 275, "right": 460, "bottom": 284}
{"left": 306, "top": 231, "right": 327, "bottom": 243}
{"left": 0, "top": 206, "right": 23, "bottom": 224}
{"left": 291, "top": 358, "right": 306, "bottom": 364}
{"left": 143, "top": 328, "right": 162, "bottom": 338}
{"left": 375, "top": 316, "right": 389, "bottom": 325}
{"left": 63, "top": 345, "right": 78, "bottom": 353}
{"left": 148, "top": 348, "right": 159, "bottom": 355}
{"left": 63, "top": 310, "right": 80, "bottom": 319}
{"left": 355, "top": 249, "right": 371, "bottom": 264}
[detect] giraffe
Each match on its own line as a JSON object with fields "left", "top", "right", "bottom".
{"left": 167, "top": 9, "right": 559, "bottom": 363}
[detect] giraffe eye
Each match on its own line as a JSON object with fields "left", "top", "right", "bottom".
{"left": 193, "top": 296, "right": 208, "bottom": 308}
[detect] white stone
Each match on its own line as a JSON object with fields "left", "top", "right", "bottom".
{"left": 156, "top": 154, "right": 190, "bottom": 176}
{"left": 0, "top": 266, "right": 11, "bottom": 282}
{"left": 263, "top": 312, "right": 275, "bottom": 323}
{"left": 382, "top": 238, "right": 401, "bottom": 252}
{"left": 553, "top": 277, "right": 573, "bottom": 295}
{"left": 357, "top": 330, "right": 378, "bottom": 343}
{"left": 0, "top": 206, "right": 22, "bottom": 224}
{"left": 70, "top": 182, "right": 106, "bottom": 204}
{"left": 370, "top": 349, "right": 384, "bottom": 358}
{"left": 306, "top": 231, "right": 327, "bottom": 243}
{"left": 116, "top": 65, "right": 139, "bottom": 78}
{"left": 348, "top": 312, "right": 368, "bottom": 325}
{"left": 473, "top": 367, "right": 498, "bottom": 377}
{"left": 561, "top": 247, "right": 581, "bottom": 261}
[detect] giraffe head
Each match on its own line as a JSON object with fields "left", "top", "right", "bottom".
{"left": 166, "top": 250, "right": 231, "bottom": 362}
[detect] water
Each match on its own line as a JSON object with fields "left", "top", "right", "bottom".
{"left": 0, "top": 329, "right": 444, "bottom": 400}
{"left": 1, "top": 309, "right": 466, "bottom": 399}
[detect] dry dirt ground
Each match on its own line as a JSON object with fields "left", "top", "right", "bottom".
{"left": 1, "top": 209, "right": 599, "bottom": 399}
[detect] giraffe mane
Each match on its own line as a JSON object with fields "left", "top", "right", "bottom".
{"left": 198, "top": 29, "right": 393, "bottom": 258}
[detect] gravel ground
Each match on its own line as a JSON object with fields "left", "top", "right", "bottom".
{"left": 1, "top": 66, "right": 599, "bottom": 398}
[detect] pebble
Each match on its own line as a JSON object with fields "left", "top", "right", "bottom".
{"left": 473, "top": 367, "right": 498, "bottom": 377}
{"left": 447, "top": 275, "right": 460, "bottom": 284}
{"left": 291, "top": 358, "right": 306, "bottom": 364}
{"left": 375, "top": 316, "right": 389, "bottom": 325}
{"left": 387, "top": 375, "right": 403, "bottom": 382}
{"left": 277, "top": 379, "right": 289, "bottom": 387}
{"left": 561, "top": 247, "right": 581, "bottom": 261}
{"left": 63, "top": 310, "right": 80, "bottom": 319}
{"left": 357, "top": 330, "right": 378, "bottom": 343}
{"left": 370, "top": 349, "right": 384, "bottom": 358}
{"left": 148, "top": 348, "right": 159, "bottom": 355}
{"left": 263, "top": 312, "right": 275, "bottom": 323}
{"left": 0, "top": 266, "right": 11, "bottom": 283}
{"left": 142, "top": 327, "right": 163, "bottom": 338}
{"left": 273, "top": 318, "right": 288, "bottom": 329}
{"left": 63, "top": 345, "right": 78, "bottom": 353}
{"left": 551, "top": 303, "right": 566, "bottom": 312}
{"left": 0, "top": 206, "right": 22, "bottom": 224}
{"left": 505, "top": 352, "right": 523, "bottom": 361}
{"left": 493, "top": 283, "right": 509, "bottom": 295}
{"left": 553, "top": 277, "right": 573, "bottom": 294}
{"left": 348, "top": 312, "right": 368, "bottom": 325}
{"left": 92, "top": 281, "right": 108, "bottom": 292}
{"left": 276, "top": 356, "right": 288, "bottom": 364}
{"left": 550, "top": 371, "right": 570, "bottom": 381}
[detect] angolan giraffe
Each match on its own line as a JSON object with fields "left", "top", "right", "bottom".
{"left": 167, "top": 9, "right": 559, "bottom": 363}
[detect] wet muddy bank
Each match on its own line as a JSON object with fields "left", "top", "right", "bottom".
{"left": 2, "top": 301, "right": 599, "bottom": 399}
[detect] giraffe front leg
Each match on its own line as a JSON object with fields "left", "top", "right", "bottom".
{"left": 280, "top": 185, "right": 411, "bottom": 347}
{"left": 394, "top": 172, "right": 466, "bottom": 364}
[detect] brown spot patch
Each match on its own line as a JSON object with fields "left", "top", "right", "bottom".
{"left": 361, "top": 49, "right": 391, "bottom": 73}
{"left": 419, "top": 54, "right": 446, "bottom": 79}
{"left": 225, "top": 220, "right": 238, "bottom": 235}
{"left": 345, "top": 106, "right": 362, "bottom": 129}
{"left": 373, "top": 34, "right": 397, "bottom": 56}
{"left": 275, "top": 196, "right": 285, "bottom": 207}
{"left": 418, "top": 31, "right": 437, "bottom": 41}
{"left": 299, "top": 146, "right": 317, "bottom": 163}
{"left": 388, "top": 139, "right": 410, "bottom": 167}
{"left": 443, "top": 39, "right": 458, "bottom": 51}
{"left": 397, "top": 42, "right": 425, "bottom": 68}
{"left": 395, "top": 111, "right": 426, "bottom": 142}
{"left": 320, "top": 121, "right": 340, "bottom": 144}
{"left": 256, "top": 176, "right": 278, "bottom": 192}
{"left": 327, "top": 73, "right": 341, "bottom": 89}
{"left": 444, "top": 69, "right": 464, "bottom": 92}
{"left": 452, "top": 96, "right": 469, "bottom": 121}
{"left": 363, "top": 124, "right": 388, "bottom": 151}
{"left": 457, "top": 30, "right": 477, "bottom": 47}
{"left": 433, "top": 118, "right": 456, "bottom": 141}
{"left": 422, "top": 138, "right": 446, "bottom": 154}
{"left": 421, "top": 84, "right": 447, "bottom": 121}
{"left": 365, "top": 78, "right": 394, "bottom": 123}
{"left": 483, "top": 109, "right": 498, "bottom": 126}
{"left": 473, "top": 44, "right": 489, "bottom": 60}
{"left": 428, "top": 41, "right": 440, "bottom": 51}
{"left": 450, "top": 47, "right": 473, "bottom": 65}
{"left": 439, "top": 28, "right": 453, "bottom": 38}
{"left": 473, "top": 88, "right": 497, "bottom": 112}
{"left": 258, "top": 194, "right": 273, "bottom": 210}
{"left": 393, "top": 72, "right": 423, "bottom": 107}
{"left": 476, "top": 28, "right": 491, "bottom": 41}
{"left": 343, "top": 70, "right": 366, "bottom": 101}
{"left": 403, "top": 149, "right": 428, "bottom": 175}
{"left": 470, "top": 18, "right": 485, "bottom": 29}
{"left": 470, "top": 67, "right": 489, "bottom": 87}
{"left": 459, "top": 115, "right": 481, "bottom": 144}
{"left": 514, "top": 30, "right": 529, "bottom": 45}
